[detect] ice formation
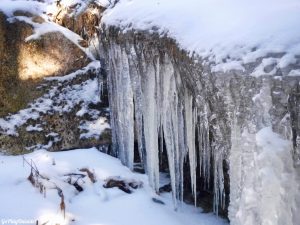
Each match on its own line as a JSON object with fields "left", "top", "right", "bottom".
{"left": 102, "top": 31, "right": 300, "bottom": 224}
{"left": 105, "top": 42, "right": 227, "bottom": 212}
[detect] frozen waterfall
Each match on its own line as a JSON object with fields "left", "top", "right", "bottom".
{"left": 101, "top": 30, "right": 300, "bottom": 224}
{"left": 105, "top": 41, "right": 227, "bottom": 213}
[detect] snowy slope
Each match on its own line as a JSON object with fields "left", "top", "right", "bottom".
{"left": 102, "top": 0, "right": 300, "bottom": 74}
{"left": 0, "top": 148, "right": 228, "bottom": 225}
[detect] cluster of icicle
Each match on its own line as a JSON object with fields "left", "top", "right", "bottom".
{"left": 106, "top": 43, "right": 226, "bottom": 214}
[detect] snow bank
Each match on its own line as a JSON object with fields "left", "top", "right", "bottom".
{"left": 102, "top": 0, "right": 300, "bottom": 74}
{"left": 0, "top": 148, "right": 228, "bottom": 225}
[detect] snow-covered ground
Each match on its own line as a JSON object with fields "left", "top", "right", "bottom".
{"left": 102, "top": 0, "right": 300, "bottom": 74}
{"left": 0, "top": 148, "right": 228, "bottom": 225}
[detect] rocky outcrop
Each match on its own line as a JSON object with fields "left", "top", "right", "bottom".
{"left": 0, "top": 11, "right": 90, "bottom": 116}
{"left": 51, "top": 1, "right": 105, "bottom": 42}
{"left": 0, "top": 62, "right": 111, "bottom": 155}
{"left": 0, "top": 9, "right": 111, "bottom": 155}
{"left": 100, "top": 26, "right": 300, "bottom": 222}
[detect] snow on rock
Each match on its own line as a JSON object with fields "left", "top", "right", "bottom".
{"left": 47, "top": 0, "right": 96, "bottom": 17}
{"left": 95, "top": 0, "right": 110, "bottom": 8}
{"left": 0, "top": 148, "right": 228, "bottom": 225}
{"left": 11, "top": 15, "right": 94, "bottom": 59}
{"left": 0, "top": 0, "right": 94, "bottom": 59}
{"left": 26, "top": 124, "right": 43, "bottom": 132}
{"left": 0, "top": 62, "right": 101, "bottom": 136}
{"left": 0, "top": 0, "right": 46, "bottom": 17}
{"left": 45, "top": 61, "right": 100, "bottom": 82}
{"left": 102, "top": 0, "right": 300, "bottom": 75}
{"left": 79, "top": 117, "right": 110, "bottom": 139}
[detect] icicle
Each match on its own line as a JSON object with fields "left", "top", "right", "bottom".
{"left": 128, "top": 47, "right": 147, "bottom": 169}
{"left": 142, "top": 55, "right": 160, "bottom": 192}
{"left": 96, "top": 60, "right": 104, "bottom": 102}
{"left": 228, "top": 113, "right": 243, "bottom": 223}
{"left": 212, "top": 144, "right": 225, "bottom": 215}
{"left": 108, "top": 44, "right": 135, "bottom": 170}
{"left": 107, "top": 43, "right": 227, "bottom": 214}
{"left": 184, "top": 91, "right": 197, "bottom": 206}
{"left": 159, "top": 56, "right": 183, "bottom": 208}
{"left": 99, "top": 81, "right": 103, "bottom": 100}
{"left": 105, "top": 37, "right": 300, "bottom": 225}
{"left": 178, "top": 103, "right": 186, "bottom": 204}
{"left": 198, "top": 103, "right": 211, "bottom": 190}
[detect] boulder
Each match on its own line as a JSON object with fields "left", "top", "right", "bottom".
{"left": 0, "top": 11, "right": 90, "bottom": 116}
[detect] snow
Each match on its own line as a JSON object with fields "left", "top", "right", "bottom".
{"left": 26, "top": 124, "right": 43, "bottom": 132}
{"left": 288, "top": 69, "right": 300, "bottom": 76}
{"left": 0, "top": 0, "right": 46, "bottom": 17}
{"left": 45, "top": 61, "right": 101, "bottom": 82}
{"left": 46, "top": 0, "right": 99, "bottom": 17}
{"left": 96, "top": 0, "right": 110, "bottom": 8}
{"left": 102, "top": 0, "right": 300, "bottom": 74}
{"left": 79, "top": 117, "right": 110, "bottom": 139}
{"left": 8, "top": 15, "right": 94, "bottom": 59}
{"left": 0, "top": 148, "right": 228, "bottom": 225}
{"left": 26, "top": 140, "right": 55, "bottom": 152}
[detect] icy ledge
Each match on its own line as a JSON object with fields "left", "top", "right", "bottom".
{"left": 100, "top": 28, "right": 300, "bottom": 224}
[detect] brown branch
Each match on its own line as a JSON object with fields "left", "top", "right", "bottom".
{"left": 80, "top": 168, "right": 96, "bottom": 183}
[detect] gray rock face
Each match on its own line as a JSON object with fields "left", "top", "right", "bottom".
{"left": 100, "top": 27, "right": 300, "bottom": 223}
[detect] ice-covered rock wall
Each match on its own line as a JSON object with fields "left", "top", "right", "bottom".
{"left": 100, "top": 28, "right": 300, "bottom": 224}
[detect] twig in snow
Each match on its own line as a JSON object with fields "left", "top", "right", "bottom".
{"left": 80, "top": 168, "right": 96, "bottom": 183}
{"left": 23, "top": 157, "right": 66, "bottom": 218}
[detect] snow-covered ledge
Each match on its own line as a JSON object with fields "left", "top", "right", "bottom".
{"left": 99, "top": 0, "right": 300, "bottom": 224}
{"left": 101, "top": 0, "right": 300, "bottom": 77}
